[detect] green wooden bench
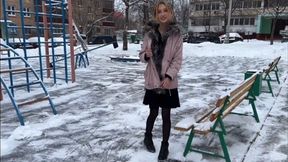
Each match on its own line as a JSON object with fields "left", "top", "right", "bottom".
{"left": 262, "top": 56, "right": 281, "bottom": 97}
{"left": 174, "top": 72, "right": 261, "bottom": 162}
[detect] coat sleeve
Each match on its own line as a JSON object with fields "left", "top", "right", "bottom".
{"left": 165, "top": 34, "right": 183, "bottom": 80}
{"left": 139, "top": 34, "right": 151, "bottom": 63}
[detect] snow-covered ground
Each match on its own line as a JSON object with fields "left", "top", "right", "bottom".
{"left": 1, "top": 40, "right": 287, "bottom": 162}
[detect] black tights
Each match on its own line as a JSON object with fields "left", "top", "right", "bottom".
{"left": 145, "top": 105, "right": 171, "bottom": 143}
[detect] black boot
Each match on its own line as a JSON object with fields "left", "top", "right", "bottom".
{"left": 158, "top": 141, "right": 169, "bottom": 160}
{"left": 144, "top": 133, "right": 156, "bottom": 153}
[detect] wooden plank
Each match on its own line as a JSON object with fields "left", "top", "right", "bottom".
{"left": 222, "top": 92, "right": 248, "bottom": 118}
{"left": 230, "top": 73, "right": 256, "bottom": 97}
{"left": 18, "top": 96, "right": 49, "bottom": 106}
{"left": 263, "top": 56, "right": 281, "bottom": 77}
{"left": 215, "top": 95, "right": 228, "bottom": 107}
{"left": 0, "top": 67, "right": 32, "bottom": 73}
{"left": 174, "top": 117, "right": 196, "bottom": 131}
{"left": 175, "top": 71, "right": 257, "bottom": 134}
{"left": 0, "top": 48, "right": 11, "bottom": 52}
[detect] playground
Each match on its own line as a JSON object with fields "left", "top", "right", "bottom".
{"left": 0, "top": 0, "right": 288, "bottom": 161}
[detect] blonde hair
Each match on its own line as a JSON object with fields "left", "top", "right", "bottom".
{"left": 153, "top": 0, "right": 176, "bottom": 23}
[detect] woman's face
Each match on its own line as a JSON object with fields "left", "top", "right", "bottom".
{"left": 156, "top": 4, "right": 172, "bottom": 25}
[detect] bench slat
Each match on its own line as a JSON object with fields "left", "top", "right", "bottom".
{"left": 175, "top": 69, "right": 260, "bottom": 136}
{"left": 174, "top": 117, "right": 196, "bottom": 131}
{"left": 263, "top": 56, "right": 281, "bottom": 77}
{"left": 230, "top": 73, "right": 257, "bottom": 97}
{"left": 223, "top": 92, "right": 248, "bottom": 118}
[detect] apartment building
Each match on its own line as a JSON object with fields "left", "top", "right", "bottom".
{"left": 0, "top": 0, "right": 35, "bottom": 38}
{"left": 1, "top": 0, "right": 115, "bottom": 40}
{"left": 188, "top": 0, "right": 288, "bottom": 39}
{"left": 72, "top": 0, "right": 115, "bottom": 41}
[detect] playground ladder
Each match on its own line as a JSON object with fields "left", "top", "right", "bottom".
{"left": 0, "top": 43, "right": 57, "bottom": 126}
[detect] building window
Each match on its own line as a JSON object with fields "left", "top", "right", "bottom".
{"left": 104, "top": 28, "right": 112, "bottom": 35}
{"left": 211, "top": 3, "right": 220, "bottom": 10}
{"left": 77, "top": 0, "right": 82, "bottom": 6}
{"left": 203, "top": 4, "right": 210, "bottom": 11}
{"left": 252, "top": 1, "right": 262, "bottom": 8}
{"left": 23, "top": 8, "right": 31, "bottom": 17}
{"left": 244, "top": 18, "right": 249, "bottom": 25}
{"left": 243, "top": 1, "right": 252, "bottom": 8}
{"left": 235, "top": 1, "right": 243, "bottom": 8}
{"left": 234, "top": 18, "right": 239, "bottom": 25}
{"left": 95, "top": 1, "right": 100, "bottom": 8}
{"left": 8, "top": 23, "right": 17, "bottom": 35}
{"left": 195, "top": 4, "right": 203, "bottom": 11}
{"left": 88, "top": 7, "right": 92, "bottom": 13}
{"left": 239, "top": 18, "right": 244, "bottom": 25}
{"left": 250, "top": 18, "right": 255, "bottom": 25}
{"left": 25, "top": 25, "right": 32, "bottom": 37}
{"left": 7, "top": 6, "right": 16, "bottom": 16}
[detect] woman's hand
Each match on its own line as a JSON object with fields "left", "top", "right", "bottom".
{"left": 160, "top": 77, "right": 172, "bottom": 89}
{"left": 145, "top": 48, "right": 153, "bottom": 58}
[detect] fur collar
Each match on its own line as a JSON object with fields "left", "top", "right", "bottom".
{"left": 146, "top": 20, "right": 181, "bottom": 40}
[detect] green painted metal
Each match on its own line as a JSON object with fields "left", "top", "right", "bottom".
{"left": 218, "top": 132, "right": 231, "bottom": 162}
{"left": 262, "top": 57, "right": 281, "bottom": 96}
{"left": 263, "top": 74, "right": 274, "bottom": 97}
{"left": 190, "top": 148, "right": 225, "bottom": 158}
{"left": 182, "top": 79, "right": 261, "bottom": 161}
{"left": 274, "top": 67, "right": 280, "bottom": 84}
{"left": 245, "top": 71, "right": 262, "bottom": 96}
{"left": 183, "top": 127, "right": 195, "bottom": 156}
{"left": 183, "top": 97, "right": 231, "bottom": 161}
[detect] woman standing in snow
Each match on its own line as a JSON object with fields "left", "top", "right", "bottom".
{"left": 139, "top": 0, "right": 183, "bottom": 160}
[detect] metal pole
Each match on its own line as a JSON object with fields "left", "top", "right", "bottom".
{"left": 224, "top": 0, "right": 232, "bottom": 44}
{"left": 19, "top": 0, "right": 31, "bottom": 92}
{"left": 68, "top": 0, "right": 75, "bottom": 82}
{"left": 42, "top": 3, "right": 51, "bottom": 78}
{"left": 61, "top": 0, "right": 68, "bottom": 83}
{"left": 35, "top": 0, "right": 44, "bottom": 81}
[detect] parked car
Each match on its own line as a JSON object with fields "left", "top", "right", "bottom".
{"left": 7, "top": 38, "right": 33, "bottom": 49}
{"left": 28, "top": 37, "right": 45, "bottom": 48}
{"left": 219, "top": 33, "right": 243, "bottom": 43}
{"left": 48, "top": 37, "right": 64, "bottom": 47}
{"left": 88, "top": 35, "right": 115, "bottom": 45}
{"left": 187, "top": 33, "right": 220, "bottom": 44}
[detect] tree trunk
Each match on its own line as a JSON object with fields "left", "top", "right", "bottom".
{"left": 123, "top": 3, "right": 129, "bottom": 51}
{"left": 270, "top": 18, "right": 277, "bottom": 45}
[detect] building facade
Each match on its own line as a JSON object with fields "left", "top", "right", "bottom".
{"left": 71, "top": 0, "right": 115, "bottom": 41}
{"left": 188, "top": 0, "right": 288, "bottom": 39}
{"left": 1, "top": 0, "right": 115, "bottom": 40}
{"left": 0, "top": 0, "right": 35, "bottom": 38}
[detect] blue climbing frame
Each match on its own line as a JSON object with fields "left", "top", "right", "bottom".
{"left": 1, "top": 0, "right": 75, "bottom": 89}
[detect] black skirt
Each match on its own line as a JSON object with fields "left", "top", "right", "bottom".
{"left": 143, "top": 88, "right": 180, "bottom": 108}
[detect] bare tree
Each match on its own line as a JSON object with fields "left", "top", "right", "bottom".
{"left": 174, "top": 0, "right": 190, "bottom": 32}
{"left": 72, "top": 1, "right": 114, "bottom": 42}
{"left": 121, "top": 0, "right": 144, "bottom": 50}
{"left": 264, "top": 0, "right": 288, "bottom": 45}
{"left": 219, "top": 0, "right": 242, "bottom": 33}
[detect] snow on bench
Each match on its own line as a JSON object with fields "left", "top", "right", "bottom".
{"left": 174, "top": 72, "right": 261, "bottom": 162}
